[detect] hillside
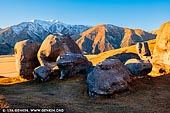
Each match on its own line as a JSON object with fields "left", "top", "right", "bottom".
{"left": 76, "top": 24, "right": 156, "bottom": 54}
{"left": 86, "top": 39, "right": 156, "bottom": 66}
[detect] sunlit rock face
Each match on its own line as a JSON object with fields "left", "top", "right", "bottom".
{"left": 14, "top": 40, "right": 40, "bottom": 80}
{"left": 151, "top": 22, "right": 170, "bottom": 76}
{"left": 37, "top": 34, "right": 82, "bottom": 69}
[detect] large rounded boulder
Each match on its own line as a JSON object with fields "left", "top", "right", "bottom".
{"left": 87, "top": 59, "right": 131, "bottom": 98}
{"left": 107, "top": 52, "right": 140, "bottom": 64}
{"left": 151, "top": 22, "right": 170, "bottom": 75}
{"left": 125, "top": 58, "right": 152, "bottom": 77}
{"left": 14, "top": 40, "right": 40, "bottom": 80}
{"left": 57, "top": 53, "right": 92, "bottom": 79}
{"left": 37, "top": 33, "right": 81, "bottom": 69}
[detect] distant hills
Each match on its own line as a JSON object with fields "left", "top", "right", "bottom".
{"left": 0, "top": 19, "right": 156, "bottom": 55}
{"left": 76, "top": 24, "right": 156, "bottom": 54}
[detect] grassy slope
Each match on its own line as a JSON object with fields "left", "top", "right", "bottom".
{"left": 86, "top": 39, "right": 156, "bottom": 66}
{"left": 1, "top": 39, "right": 170, "bottom": 113}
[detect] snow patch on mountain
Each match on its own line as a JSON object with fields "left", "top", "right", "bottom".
{"left": 0, "top": 19, "right": 91, "bottom": 49}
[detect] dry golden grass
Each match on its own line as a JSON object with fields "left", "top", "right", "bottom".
{"left": 86, "top": 39, "right": 156, "bottom": 66}
{"left": 0, "top": 55, "right": 17, "bottom": 77}
{"left": 0, "top": 76, "right": 28, "bottom": 85}
{"left": 0, "top": 55, "right": 27, "bottom": 85}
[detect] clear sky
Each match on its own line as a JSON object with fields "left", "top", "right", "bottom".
{"left": 0, "top": 0, "right": 170, "bottom": 31}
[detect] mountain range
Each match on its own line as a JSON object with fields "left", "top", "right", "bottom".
{"left": 0, "top": 19, "right": 156, "bottom": 55}
{"left": 76, "top": 24, "right": 156, "bottom": 54}
{"left": 0, "top": 19, "right": 90, "bottom": 55}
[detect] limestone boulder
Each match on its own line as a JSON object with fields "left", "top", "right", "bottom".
{"left": 107, "top": 52, "right": 140, "bottom": 64}
{"left": 57, "top": 53, "right": 92, "bottom": 79}
{"left": 125, "top": 59, "right": 152, "bottom": 77}
{"left": 33, "top": 66, "right": 52, "bottom": 82}
{"left": 37, "top": 33, "right": 81, "bottom": 69}
{"left": 87, "top": 59, "right": 131, "bottom": 98}
{"left": 136, "top": 42, "right": 151, "bottom": 60}
{"left": 151, "top": 22, "right": 170, "bottom": 75}
{"left": 14, "top": 40, "right": 40, "bottom": 80}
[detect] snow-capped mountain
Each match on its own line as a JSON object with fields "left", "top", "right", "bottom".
{"left": 0, "top": 19, "right": 91, "bottom": 54}
{"left": 0, "top": 19, "right": 157, "bottom": 55}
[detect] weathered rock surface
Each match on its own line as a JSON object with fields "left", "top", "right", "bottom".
{"left": 37, "top": 34, "right": 81, "bottom": 69}
{"left": 107, "top": 52, "right": 140, "bottom": 64}
{"left": 151, "top": 22, "right": 170, "bottom": 75}
{"left": 125, "top": 59, "right": 152, "bottom": 77}
{"left": 14, "top": 40, "right": 40, "bottom": 80}
{"left": 136, "top": 42, "right": 151, "bottom": 60}
{"left": 57, "top": 53, "right": 92, "bottom": 79}
{"left": 87, "top": 59, "right": 131, "bottom": 98}
{"left": 33, "top": 66, "right": 52, "bottom": 82}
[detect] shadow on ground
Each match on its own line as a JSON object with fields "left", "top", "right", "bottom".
{"left": 0, "top": 74, "right": 170, "bottom": 113}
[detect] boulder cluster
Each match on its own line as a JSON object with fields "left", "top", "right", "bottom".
{"left": 14, "top": 33, "right": 91, "bottom": 81}
{"left": 87, "top": 41, "right": 153, "bottom": 97}
{"left": 14, "top": 21, "right": 170, "bottom": 98}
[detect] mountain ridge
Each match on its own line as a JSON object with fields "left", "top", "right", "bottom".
{"left": 0, "top": 19, "right": 91, "bottom": 54}
{"left": 76, "top": 24, "right": 156, "bottom": 54}
{"left": 0, "top": 19, "right": 156, "bottom": 55}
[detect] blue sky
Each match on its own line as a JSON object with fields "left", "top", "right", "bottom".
{"left": 0, "top": 0, "right": 170, "bottom": 31}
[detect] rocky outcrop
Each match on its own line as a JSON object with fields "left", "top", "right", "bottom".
{"left": 136, "top": 42, "right": 151, "bottom": 60}
{"left": 14, "top": 40, "right": 40, "bottom": 80}
{"left": 76, "top": 24, "right": 156, "bottom": 54}
{"left": 125, "top": 59, "right": 152, "bottom": 77}
{"left": 151, "top": 22, "right": 170, "bottom": 75}
{"left": 0, "top": 19, "right": 90, "bottom": 55}
{"left": 57, "top": 53, "right": 92, "bottom": 79}
{"left": 87, "top": 59, "right": 131, "bottom": 98}
{"left": 33, "top": 66, "right": 52, "bottom": 82}
{"left": 37, "top": 34, "right": 81, "bottom": 69}
{"left": 107, "top": 52, "right": 140, "bottom": 64}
